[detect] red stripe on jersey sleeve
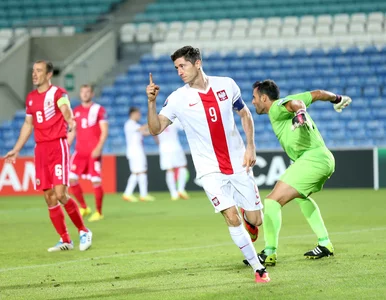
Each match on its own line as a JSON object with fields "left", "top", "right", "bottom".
{"left": 199, "top": 88, "right": 234, "bottom": 175}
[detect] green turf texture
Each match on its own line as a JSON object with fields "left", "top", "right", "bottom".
{"left": 1, "top": 189, "right": 386, "bottom": 300}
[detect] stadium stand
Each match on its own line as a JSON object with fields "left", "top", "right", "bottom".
{"left": 0, "top": 0, "right": 122, "bottom": 29}
{"left": 134, "top": 0, "right": 386, "bottom": 23}
{"left": 0, "top": 1, "right": 385, "bottom": 156}
{"left": 0, "top": 0, "right": 124, "bottom": 54}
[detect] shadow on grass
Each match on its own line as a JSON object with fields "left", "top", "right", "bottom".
{"left": 1, "top": 262, "right": 250, "bottom": 292}
{"left": 51, "top": 281, "right": 253, "bottom": 300}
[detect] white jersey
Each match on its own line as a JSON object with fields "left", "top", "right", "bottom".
{"left": 158, "top": 120, "right": 184, "bottom": 154}
{"left": 124, "top": 119, "right": 145, "bottom": 159}
{"left": 160, "top": 76, "right": 246, "bottom": 178}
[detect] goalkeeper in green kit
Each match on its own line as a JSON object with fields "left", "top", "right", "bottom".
{"left": 249, "top": 79, "right": 352, "bottom": 266}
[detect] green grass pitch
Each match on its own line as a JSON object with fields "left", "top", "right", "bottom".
{"left": 1, "top": 189, "right": 386, "bottom": 299}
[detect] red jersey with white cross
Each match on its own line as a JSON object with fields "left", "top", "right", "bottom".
{"left": 159, "top": 76, "right": 247, "bottom": 178}
{"left": 73, "top": 103, "right": 107, "bottom": 155}
{"left": 25, "top": 85, "right": 69, "bottom": 143}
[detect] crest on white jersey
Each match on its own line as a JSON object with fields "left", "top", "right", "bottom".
{"left": 211, "top": 197, "right": 220, "bottom": 207}
{"left": 216, "top": 90, "right": 228, "bottom": 101}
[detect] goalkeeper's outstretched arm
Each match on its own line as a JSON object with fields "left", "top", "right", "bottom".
{"left": 310, "top": 90, "right": 352, "bottom": 113}
{"left": 310, "top": 90, "right": 338, "bottom": 102}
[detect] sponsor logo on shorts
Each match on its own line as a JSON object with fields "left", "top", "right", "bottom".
{"left": 216, "top": 90, "right": 228, "bottom": 101}
{"left": 36, "top": 178, "right": 40, "bottom": 186}
{"left": 211, "top": 197, "right": 220, "bottom": 207}
{"left": 255, "top": 201, "right": 261, "bottom": 206}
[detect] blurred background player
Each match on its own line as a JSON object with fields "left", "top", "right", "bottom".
{"left": 251, "top": 79, "right": 351, "bottom": 266}
{"left": 147, "top": 46, "right": 270, "bottom": 283}
{"left": 158, "top": 119, "right": 189, "bottom": 200}
{"left": 67, "top": 84, "right": 108, "bottom": 222}
{"left": 123, "top": 107, "right": 155, "bottom": 202}
{"left": 4, "top": 60, "right": 92, "bottom": 252}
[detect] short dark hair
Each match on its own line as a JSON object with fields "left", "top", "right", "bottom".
{"left": 34, "top": 60, "right": 54, "bottom": 74}
{"left": 129, "top": 107, "right": 139, "bottom": 116}
{"left": 170, "top": 46, "right": 201, "bottom": 65}
{"left": 80, "top": 84, "right": 95, "bottom": 92}
{"left": 252, "top": 79, "right": 280, "bottom": 101}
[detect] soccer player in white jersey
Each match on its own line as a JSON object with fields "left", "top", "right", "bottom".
{"left": 158, "top": 119, "right": 189, "bottom": 200}
{"left": 123, "top": 107, "right": 155, "bottom": 202}
{"left": 146, "top": 46, "right": 270, "bottom": 283}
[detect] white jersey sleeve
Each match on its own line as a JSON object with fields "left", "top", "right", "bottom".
{"left": 159, "top": 92, "right": 178, "bottom": 123}
{"left": 230, "top": 78, "right": 245, "bottom": 111}
{"left": 230, "top": 78, "right": 241, "bottom": 103}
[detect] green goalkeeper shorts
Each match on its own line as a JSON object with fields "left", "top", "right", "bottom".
{"left": 280, "top": 147, "right": 335, "bottom": 197}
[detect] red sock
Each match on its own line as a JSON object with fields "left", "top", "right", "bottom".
{"left": 64, "top": 198, "right": 88, "bottom": 232}
{"left": 93, "top": 185, "right": 104, "bottom": 214}
{"left": 69, "top": 183, "right": 87, "bottom": 209}
{"left": 48, "top": 204, "right": 71, "bottom": 243}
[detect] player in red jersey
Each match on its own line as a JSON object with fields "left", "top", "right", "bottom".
{"left": 4, "top": 60, "right": 92, "bottom": 252}
{"left": 67, "top": 84, "right": 108, "bottom": 222}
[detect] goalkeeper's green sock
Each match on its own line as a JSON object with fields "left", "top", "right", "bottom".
{"left": 263, "top": 199, "right": 282, "bottom": 255}
{"left": 296, "top": 197, "right": 331, "bottom": 247}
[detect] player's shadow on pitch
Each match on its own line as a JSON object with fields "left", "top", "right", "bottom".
{"left": 2, "top": 262, "right": 249, "bottom": 295}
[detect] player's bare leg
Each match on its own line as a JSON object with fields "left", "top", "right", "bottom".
{"left": 88, "top": 180, "right": 104, "bottom": 222}
{"left": 69, "top": 178, "right": 91, "bottom": 217}
{"left": 222, "top": 206, "right": 270, "bottom": 283}
{"left": 56, "top": 184, "right": 92, "bottom": 251}
{"left": 44, "top": 189, "right": 73, "bottom": 252}
{"left": 177, "top": 166, "right": 189, "bottom": 199}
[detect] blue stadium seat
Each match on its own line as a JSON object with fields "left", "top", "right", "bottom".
{"left": 345, "top": 85, "right": 362, "bottom": 96}
{"left": 374, "top": 108, "right": 386, "bottom": 120}
{"left": 101, "top": 86, "right": 116, "bottom": 97}
{"left": 115, "top": 86, "right": 133, "bottom": 97}
{"left": 363, "top": 87, "right": 380, "bottom": 98}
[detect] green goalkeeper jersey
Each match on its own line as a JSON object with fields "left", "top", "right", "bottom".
{"left": 268, "top": 92, "right": 327, "bottom": 161}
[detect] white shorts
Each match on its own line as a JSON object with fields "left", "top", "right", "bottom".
{"left": 201, "top": 171, "right": 263, "bottom": 213}
{"left": 127, "top": 153, "right": 147, "bottom": 173}
{"left": 160, "top": 149, "right": 187, "bottom": 170}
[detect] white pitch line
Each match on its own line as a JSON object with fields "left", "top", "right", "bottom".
{"left": 0, "top": 226, "right": 385, "bottom": 273}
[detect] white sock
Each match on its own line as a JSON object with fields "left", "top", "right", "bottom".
{"left": 177, "top": 167, "right": 188, "bottom": 192}
{"left": 138, "top": 173, "right": 148, "bottom": 197}
{"left": 229, "top": 224, "right": 264, "bottom": 272}
{"left": 166, "top": 170, "right": 178, "bottom": 198}
{"left": 124, "top": 174, "right": 137, "bottom": 195}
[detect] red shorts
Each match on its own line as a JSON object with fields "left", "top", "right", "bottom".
{"left": 69, "top": 151, "right": 102, "bottom": 182}
{"left": 34, "top": 138, "right": 70, "bottom": 191}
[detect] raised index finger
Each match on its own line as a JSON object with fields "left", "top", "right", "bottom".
{"left": 149, "top": 73, "right": 153, "bottom": 84}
